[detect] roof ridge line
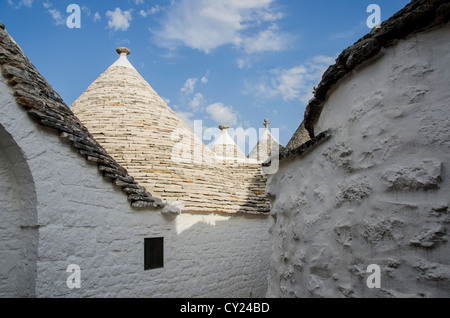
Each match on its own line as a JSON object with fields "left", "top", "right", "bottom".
{"left": 0, "top": 25, "right": 165, "bottom": 209}
{"left": 293, "top": 0, "right": 450, "bottom": 147}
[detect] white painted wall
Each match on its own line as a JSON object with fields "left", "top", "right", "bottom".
{"left": 0, "top": 137, "right": 21, "bottom": 297}
{"left": 0, "top": 76, "right": 269, "bottom": 298}
{"left": 0, "top": 108, "right": 38, "bottom": 298}
{"left": 267, "top": 23, "right": 450, "bottom": 297}
{"left": 0, "top": 128, "right": 34, "bottom": 297}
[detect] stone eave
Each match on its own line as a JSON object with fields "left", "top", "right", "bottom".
{"left": 0, "top": 23, "right": 165, "bottom": 210}
{"left": 279, "top": 129, "right": 333, "bottom": 161}
{"left": 265, "top": 129, "right": 333, "bottom": 165}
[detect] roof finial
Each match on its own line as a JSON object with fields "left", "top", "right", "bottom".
{"left": 116, "top": 47, "right": 131, "bottom": 56}
{"left": 264, "top": 119, "right": 270, "bottom": 130}
{"left": 219, "top": 125, "right": 230, "bottom": 131}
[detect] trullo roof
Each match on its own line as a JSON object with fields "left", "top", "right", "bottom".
{"left": 0, "top": 26, "right": 162, "bottom": 209}
{"left": 71, "top": 48, "right": 270, "bottom": 214}
{"left": 248, "top": 119, "right": 284, "bottom": 163}
{"left": 210, "top": 125, "right": 247, "bottom": 161}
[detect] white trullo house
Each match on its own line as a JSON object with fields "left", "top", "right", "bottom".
{"left": 1, "top": 0, "right": 450, "bottom": 299}
{"left": 0, "top": 23, "right": 276, "bottom": 297}
{"left": 267, "top": 0, "right": 450, "bottom": 298}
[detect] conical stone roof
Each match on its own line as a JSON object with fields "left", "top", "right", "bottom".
{"left": 210, "top": 125, "right": 246, "bottom": 161}
{"left": 71, "top": 47, "right": 217, "bottom": 165}
{"left": 71, "top": 48, "right": 270, "bottom": 214}
{"left": 248, "top": 119, "right": 284, "bottom": 162}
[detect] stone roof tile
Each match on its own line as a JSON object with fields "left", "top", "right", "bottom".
{"left": 211, "top": 125, "right": 247, "bottom": 161}
{"left": 0, "top": 25, "right": 165, "bottom": 209}
{"left": 71, "top": 48, "right": 270, "bottom": 214}
{"left": 248, "top": 119, "right": 285, "bottom": 163}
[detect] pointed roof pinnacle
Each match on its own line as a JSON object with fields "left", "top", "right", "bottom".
{"left": 212, "top": 125, "right": 246, "bottom": 160}
{"left": 110, "top": 47, "right": 135, "bottom": 70}
{"left": 116, "top": 47, "right": 131, "bottom": 56}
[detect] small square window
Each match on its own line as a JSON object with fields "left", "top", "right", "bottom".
{"left": 144, "top": 238, "right": 164, "bottom": 270}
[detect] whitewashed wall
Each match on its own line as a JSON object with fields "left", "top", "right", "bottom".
{"left": 267, "top": 24, "right": 450, "bottom": 297}
{"left": 0, "top": 76, "right": 269, "bottom": 298}
{"left": 0, "top": 125, "right": 38, "bottom": 297}
{"left": 0, "top": 133, "right": 22, "bottom": 297}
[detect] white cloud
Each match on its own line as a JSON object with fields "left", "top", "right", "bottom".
{"left": 206, "top": 102, "right": 238, "bottom": 126}
{"left": 180, "top": 78, "right": 198, "bottom": 95}
{"left": 241, "top": 23, "right": 291, "bottom": 54}
{"left": 189, "top": 93, "right": 205, "bottom": 112}
{"left": 154, "top": 0, "right": 289, "bottom": 54}
{"left": 48, "top": 8, "right": 65, "bottom": 25}
{"left": 93, "top": 12, "right": 101, "bottom": 22}
{"left": 41, "top": 1, "right": 65, "bottom": 26}
{"left": 201, "top": 71, "right": 210, "bottom": 84}
{"left": 273, "top": 65, "right": 309, "bottom": 101}
{"left": 179, "top": 76, "right": 210, "bottom": 112}
{"left": 139, "top": 5, "right": 161, "bottom": 17}
{"left": 82, "top": 5, "right": 91, "bottom": 16}
{"left": 236, "top": 57, "right": 252, "bottom": 69}
{"left": 246, "top": 55, "right": 335, "bottom": 103}
{"left": 21, "top": 0, "right": 33, "bottom": 7}
{"left": 8, "top": 0, "right": 34, "bottom": 8}
{"left": 115, "top": 38, "right": 131, "bottom": 46}
{"left": 106, "top": 8, "right": 133, "bottom": 32}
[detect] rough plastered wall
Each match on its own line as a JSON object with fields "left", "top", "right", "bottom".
{"left": 0, "top": 132, "right": 22, "bottom": 296}
{"left": 0, "top": 126, "right": 38, "bottom": 297}
{"left": 0, "top": 75, "right": 269, "bottom": 298}
{"left": 267, "top": 23, "right": 450, "bottom": 298}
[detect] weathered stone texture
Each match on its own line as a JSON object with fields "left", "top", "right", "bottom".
{"left": 248, "top": 125, "right": 284, "bottom": 163}
{"left": 0, "top": 128, "right": 37, "bottom": 297}
{"left": 381, "top": 160, "right": 443, "bottom": 191}
{"left": 0, "top": 60, "right": 270, "bottom": 298}
{"left": 267, "top": 12, "right": 450, "bottom": 298}
{"left": 71, "top": 57, "right": 270, "bottom": 215}
{"left": 0, "top": 25, "right": 270, "bottom": 298}
{"left": 286, "top": 0, "right": 450, "bottom": 149}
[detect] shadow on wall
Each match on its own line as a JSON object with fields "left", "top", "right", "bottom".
{"left": 0, "top": 124, "right": 38, "bottom": 298}
{"left": 162, "top": 213, "right": 270, "bottom": 298}
{"left": 0, "top": 116, "right": 270, "bottom": 298}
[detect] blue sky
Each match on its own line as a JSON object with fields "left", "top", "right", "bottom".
{"left": 1, "top": 0, "right": 410, "bottom": 150}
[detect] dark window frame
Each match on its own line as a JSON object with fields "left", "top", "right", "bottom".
{"left": 144, "top": 237, "right": 164, "bottom": 271}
